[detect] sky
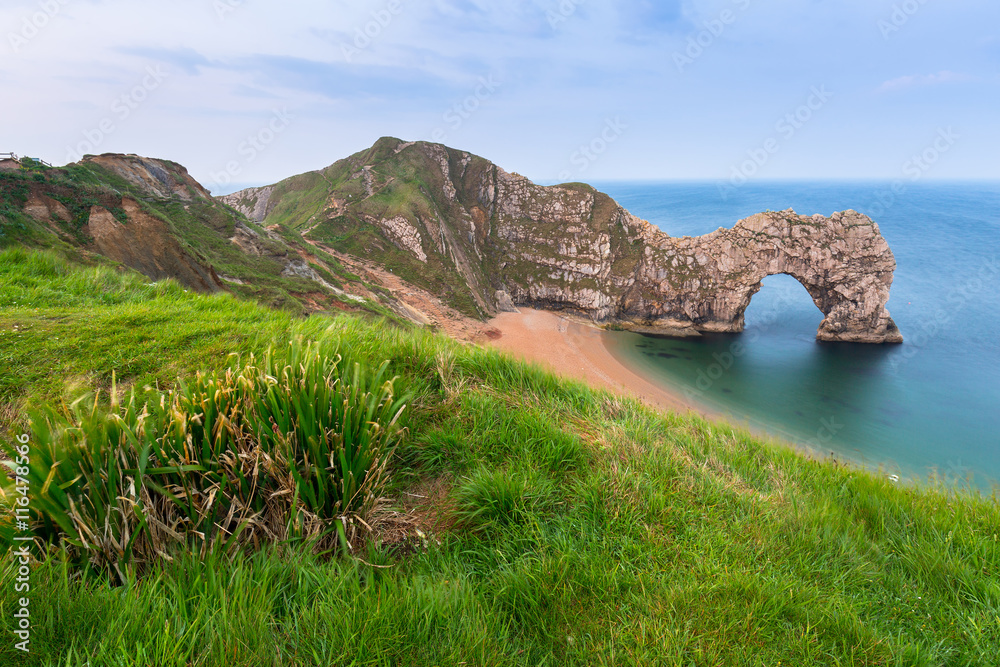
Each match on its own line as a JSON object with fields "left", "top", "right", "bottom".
{"left": 3, "top": 0, "right": 998, "bottom": 193}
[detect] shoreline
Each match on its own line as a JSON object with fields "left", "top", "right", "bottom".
{"left": 479, "top": 308, "right": 718, "bottom": 419}
{"left": 477, "top": 307, "right": 872, "bottom": 474}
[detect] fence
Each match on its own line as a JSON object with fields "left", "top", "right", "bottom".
{"left": 1, "top": 153, "right": 54, "bottom": 168}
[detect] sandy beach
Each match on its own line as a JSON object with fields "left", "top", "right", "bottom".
{"left": 477, "top": 309, "right": 828, "bottom": 462}
{"left": 480, "top": 308, "right": 710, "bottom": 417}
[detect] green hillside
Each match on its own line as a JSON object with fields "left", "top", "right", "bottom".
{"left": 223, "top": 137, "right": 502, "bottom": 318}
{"left": 222, "top": 137, "right": 656, "bottom": 321}
{"left": 0, "top": 156, "right": 402, "bottom": 318}
{"left": 2, "top": 249, "right": 998, "bottom": 666}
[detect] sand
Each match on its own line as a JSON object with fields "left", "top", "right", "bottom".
{"left": 479, "top": 308, "right": 710, "bottom": 417}
{"left": 479, "top": 309, "right": 853, "bottom": 470}
{"left": 295, "top": 241, "right": 710, "bottom": 420}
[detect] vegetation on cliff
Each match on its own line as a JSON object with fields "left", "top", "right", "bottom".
{"left": 1, "top": 249, "right": 997, "bottom": 666}
{"left": 224, "top": 138, "right": 902, "bottom": 343}
{"left": 0, "top": 157, "right": 404, "bottom": 319}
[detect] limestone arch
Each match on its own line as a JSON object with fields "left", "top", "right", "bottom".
{"left": 644, "top": 210, "right": 903, "bottom": 343}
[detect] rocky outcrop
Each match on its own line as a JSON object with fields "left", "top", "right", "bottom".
{"left": 230, "top": 138, "right": 900, "bottom": 343}
{"left": 376, "top": 215, "right": 427, "bottom": 262}
{"left": 84, "top": 198, "right": 224, "bottom": 292}
{"left": 219, "top": 185, "right": 275, "bottom": 223}
{"left": 480, "top": 167, "right": 901, "bottom": 343}
{"left": 82, "top": 154, "right": 212, "bottom": 200}
{"left": 23, "top": 194, "right": 72, "bottom": 224}
{"left": 627, "top": 210, "right": 901, "bottom": 343}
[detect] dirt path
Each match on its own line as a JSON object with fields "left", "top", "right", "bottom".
{"left": 302, "top": 240, "right": 489, "bottom": 341}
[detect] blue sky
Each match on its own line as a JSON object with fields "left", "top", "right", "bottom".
{"left": 3, "top": 0, "right": 998, "bottom": 191}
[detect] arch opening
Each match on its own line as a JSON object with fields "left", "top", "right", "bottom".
{"left": 741, "top": 273, "right": 825, "bottom": 338}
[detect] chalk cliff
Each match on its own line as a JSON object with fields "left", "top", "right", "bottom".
{"left": 1, "top": 142, "right": 901, "bottom": 342}
{"left": 226, "top": 138, "right": 902, "bottom": 343}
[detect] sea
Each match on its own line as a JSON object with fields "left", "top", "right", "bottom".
{"left": 591, "top": 180, "right": 1000, "bottom": 490}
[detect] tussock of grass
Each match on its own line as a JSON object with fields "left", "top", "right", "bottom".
{"left": 2, "top": 249, "right": 1000, "bottom": 665}
{"left": 3, "top": 337, "right": 408, "bottom": 578}
{"left": 454, "top": 467, "right": 558, "bottom": 532}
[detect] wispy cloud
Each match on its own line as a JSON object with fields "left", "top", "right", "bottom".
{"left": 876, "top": 70, "right": 975, "bottom": 94}
{"left": 115, "top": 47, "right": 213, "bottom": 75}
{"left": 2, "top": 0, "right": 998, "bottom": 180}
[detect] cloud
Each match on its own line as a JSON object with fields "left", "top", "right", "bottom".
{"left": 3, "top": 0, "right": 999, "bottom": 180}
{"left": 221, "top": 54, "right": 461, "bottom": 105}
{"left": 115, "top": 47, "right": 213, "bottom": 75}
{"left": 876, "top": 70, "right": 976, "bottom": 94}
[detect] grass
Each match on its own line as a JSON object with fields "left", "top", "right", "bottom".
{"left": 5, "top": 338, "right": 408, "bottom": 578}
{"left": 0, "top": 248, "right": 308, "bottom": 412}
{"left": 0, "top": 163, "right": 402, "bottom": 319}
{"left": 2, "top": 249, "right": 1000, "bottom": 665}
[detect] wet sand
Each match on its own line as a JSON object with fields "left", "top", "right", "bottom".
{"left": 481, "top": 308, "right": 711, "bottom": 417}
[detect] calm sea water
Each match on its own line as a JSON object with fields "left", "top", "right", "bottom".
{"left": 592, "top": 181, "right": 1000, "bottom": 488}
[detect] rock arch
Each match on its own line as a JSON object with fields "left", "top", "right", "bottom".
{"left": 627, "top": 209, "right": 903, "bottom": 343}
{"left": 220, "top": 140, "right": 903, "bottom": 344}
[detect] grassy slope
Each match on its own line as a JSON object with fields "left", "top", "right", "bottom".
{"left": 2, "top": 250, "right": 1000, "bottom": 666}
{"left": 302, "top": 141, "right": 491, "bottom": 317}
{"left": 239, "top": 138, "right": 493, "bottom": 318}
{"left": 0, "top": 249, "right": 303, "bottom": 415}
{"left": 0, "top": 163, "right": 379, "bottom": 316}
{"left": 246, "top": 139, "right": 655, "bottom": 321}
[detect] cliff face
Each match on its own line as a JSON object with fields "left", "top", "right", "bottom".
{"left": 228, "top": 138, "right": 902, "bottom": 343}
{"left": 2, "top": 142, "right": 902, "bottom": 342}
{"left": 82, "top": 154, "right": 213, "bottom": 200}
{"left": 0, "top": 155, "right": 387, "bottom": 316}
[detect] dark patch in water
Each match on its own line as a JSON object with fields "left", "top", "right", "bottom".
{"left": 721, "top": 388, "right": 733, "bottom": 394}
{"left": 878, "top": 401, "right": 910, "bottom": 418}
{"left": 795, "top": 410, "right": 804, "bottom": 417}
{"left": 685, "top": 356, "right": 693, "bottom": 361}
{"left": 656, "top": 353, "right": 679, "bottom": 359}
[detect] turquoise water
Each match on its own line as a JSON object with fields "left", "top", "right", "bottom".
{"left": 593, "top": 181, "right": 1000, "bottom": 488}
